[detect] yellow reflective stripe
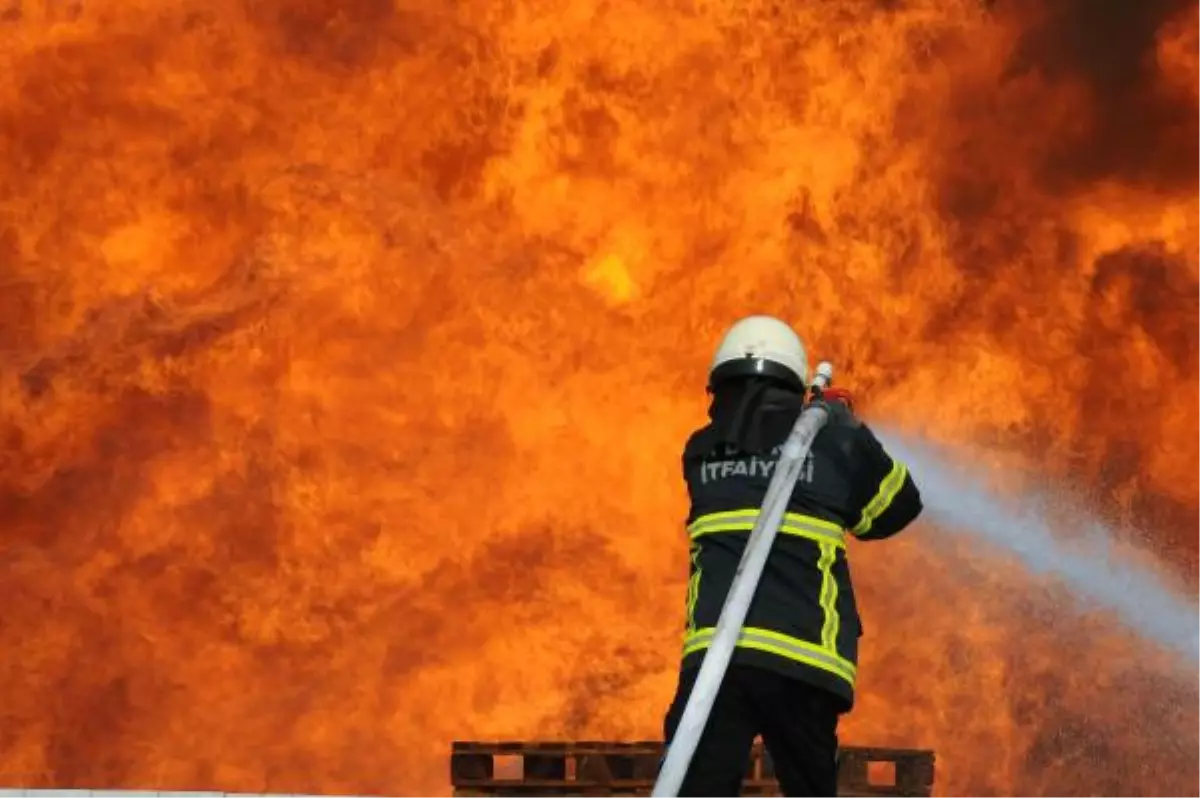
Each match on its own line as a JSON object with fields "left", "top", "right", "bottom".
{"left": 817, "top": 542, "right": 839, "bottom": 651}
{"left": 688, "top": 510, "right": 845, "bottom": 548}
{"left": 684, "top": 626, "right": 856, "bottom": 685}
{"left": 685, "top": 543, "right": 702, "bottom": 633}
{"left": 852, "top": 461, "right": 908, "bottom": 536}
{"left": 685, "top": 510, "right": 763, "bottom": 535}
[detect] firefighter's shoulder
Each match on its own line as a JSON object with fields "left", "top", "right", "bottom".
{"left": 683, "top": 424, "right": 720, "bottom": 460}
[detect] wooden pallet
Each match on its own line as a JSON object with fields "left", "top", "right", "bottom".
{"left": 450, "top": 741, "right": 935, "bottom": 797}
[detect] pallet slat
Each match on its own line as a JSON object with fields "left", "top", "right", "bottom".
{"left": 450, "top": 741, "right": 934, "bottom": 797}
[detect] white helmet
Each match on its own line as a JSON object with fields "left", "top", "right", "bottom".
{"left": 708, "top": 315, "right": 810, "bottom": 391}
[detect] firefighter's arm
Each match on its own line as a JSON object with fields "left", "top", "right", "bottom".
{"left": 847, "top": 424, "right": 922, "bottom": 542}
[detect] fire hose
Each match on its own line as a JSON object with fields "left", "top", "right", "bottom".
{"left": 651, "top": 361, "right": 836, "bottom": 798}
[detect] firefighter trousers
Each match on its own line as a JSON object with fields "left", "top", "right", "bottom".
{"left": 661, "top": 664, "right": 842, "bottom": 797}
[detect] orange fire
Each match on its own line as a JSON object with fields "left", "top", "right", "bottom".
{"left": 1, "top": 0, "right": 1196, "bottom": 795}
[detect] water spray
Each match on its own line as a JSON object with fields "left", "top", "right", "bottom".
{"left": 651, "top": 361, "right": 836, "bottom": 798}
{"left": 876, "top": 427, "right": 1200, "bottom": 666}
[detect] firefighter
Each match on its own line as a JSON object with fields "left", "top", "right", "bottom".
{"left": 661, "top": 314, "right": 923, "bottom": 797}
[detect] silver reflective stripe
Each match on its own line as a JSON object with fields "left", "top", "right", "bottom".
{"left": 780, "top": 517, "right": 845, "bottom": 547}
{"left": 685, "top": 628, "right": 856, "bottom": 683}
{"left": 687, "top": 512, "right": 759, "bottom": 534}
{"left": 688, "top": 511, "right": 845, "bottom": 547}
{"left": 738, "top": 630, "right": 854, "bottom": 679}
{"left": 853, "top": 461, "right": 908, "bottom": 535}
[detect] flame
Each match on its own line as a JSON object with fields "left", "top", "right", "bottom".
{"left": 1, "top": 0, "right": 1197, "bottom": 795}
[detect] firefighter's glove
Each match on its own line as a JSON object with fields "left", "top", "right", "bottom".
{"left": 821, "top": 387, "right": 854, "bottom": 410}
{"left": 809, "top": 386, "right": 858, "bottom": 427}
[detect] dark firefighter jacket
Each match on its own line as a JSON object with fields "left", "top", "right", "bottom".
{"left": 678, "top": 381, "right": 922, "bottom": 711}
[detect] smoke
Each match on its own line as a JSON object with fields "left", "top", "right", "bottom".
{"left": 1000, "top": 0, "right": 1198, "bottom": 190}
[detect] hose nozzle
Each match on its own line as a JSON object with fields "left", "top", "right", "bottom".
{"left": 809, "top": 361, "right": 835, "bottom": 399}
